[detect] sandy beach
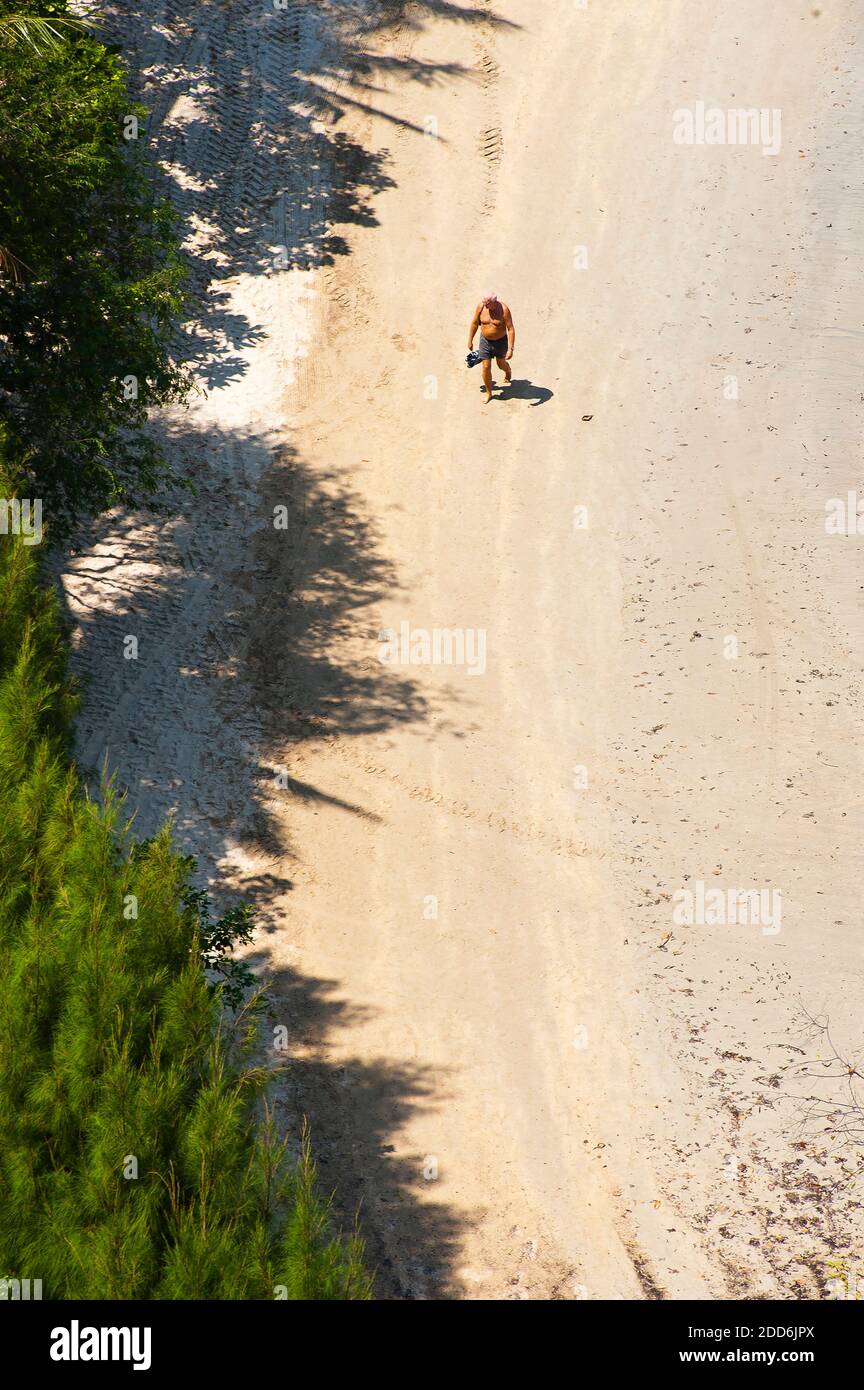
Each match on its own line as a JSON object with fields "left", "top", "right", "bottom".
{"left": 61, "top": 0, "right": 864, "bottom": 1299}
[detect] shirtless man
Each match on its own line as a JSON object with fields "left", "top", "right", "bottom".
{"left": 468, "top": 294, "right": 515, "bottom": 403}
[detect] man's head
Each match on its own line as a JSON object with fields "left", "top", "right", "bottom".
{"left": 483, "top": 293, "right": 501, "bottom": 310}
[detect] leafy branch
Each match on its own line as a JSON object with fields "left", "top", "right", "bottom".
{"left": 0, "top": 14, "right": 94, "bottom": 56}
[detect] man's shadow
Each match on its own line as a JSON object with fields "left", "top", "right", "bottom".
{"left": 494, "top": 378, "right": 554, "bottom": 407}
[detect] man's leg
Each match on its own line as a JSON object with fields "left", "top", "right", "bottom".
{"left": 496, "top": 353, "right": 512, "bottom": 384}
{"left": 481, "top": 358, "right": 493, "bottom": 403}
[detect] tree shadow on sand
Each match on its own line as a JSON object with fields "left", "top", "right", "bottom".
{"left": 57, "top": 418, "right": 432, "bottom": 872}
{"left": 58, "top": 0, "right": 522, "bottom": 1298}
{"left": 103, "top": 0, "right": 518, "bottom": 389}
{"left": 55, "top": 416, "right": 474, "bottom": 1297}
{"left": 252, "top": 951, "right": 469, "bottom": 1299}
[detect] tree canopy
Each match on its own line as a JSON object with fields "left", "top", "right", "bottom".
{"left": 0, "top": 0, "right": 192, "bottom": 535}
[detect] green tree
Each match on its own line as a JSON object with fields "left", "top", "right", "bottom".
{"left": 0, "top": 508, "right": 371, "bottom": 1299}
{"left": 0, "top": 0, "right": 192, "bottom": 535}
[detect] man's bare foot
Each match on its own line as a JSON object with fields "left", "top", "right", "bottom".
{"left": 503, "top": 366, "right": 512, "bottom": 383}
{"left": 484, "top": 390, "right": 493, "bottom": 403}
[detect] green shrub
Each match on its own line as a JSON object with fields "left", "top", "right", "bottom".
{"left": 0, "top": 527, "right": 371, "bottom": 1299}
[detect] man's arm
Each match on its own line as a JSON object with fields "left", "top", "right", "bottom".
{"left": 468, "top": 303, "right": 481, "bottom": 350}
{"left": 504, "top": 305, "right": 516, "bottom": 358}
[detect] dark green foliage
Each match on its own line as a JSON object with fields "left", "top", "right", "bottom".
{"left": 0, "top": 5, "right": 370, "bottom": 1302}
{"left": 0, "top": 10, "right": 89, "bottom": 56}
{"left": 181, "top": 879, "right": 258, "bottom": 1014}
{"left": 0, "top": 524, "right": 371, "bottom": 1299}
{"left": 0, "top": 0, "right": 193, "bottom": 534}
{"left": 128, "top": 844, "right": 259, "bottom": 1014}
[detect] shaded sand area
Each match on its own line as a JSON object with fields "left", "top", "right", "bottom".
{"left": 62, "top": 1, "right": 864, "bottom": 1298}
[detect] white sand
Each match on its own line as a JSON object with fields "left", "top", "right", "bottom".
{"left": 62, "top": 0, "right": 864, "bottom": 1299}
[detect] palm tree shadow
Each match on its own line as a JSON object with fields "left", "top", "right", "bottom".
{"left": 495, "top": 378, "right": 554, "bottom": 407}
